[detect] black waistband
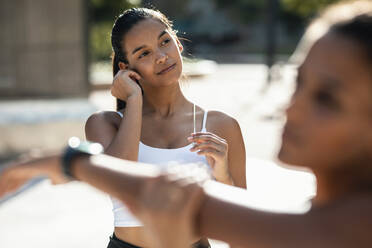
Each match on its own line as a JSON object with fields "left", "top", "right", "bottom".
{"left": 107, "top": 234, "right": 141, "bottom": 248}
{"left": 107, "top": 233, "right": 210, "bottom": 248}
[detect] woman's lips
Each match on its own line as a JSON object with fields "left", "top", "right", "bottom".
{"left": 156, "top": 63, "right": 176, "bottom": 75}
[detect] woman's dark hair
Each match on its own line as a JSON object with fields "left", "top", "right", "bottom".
{"left": 330, "top": 14, "right": 372, "bottom": 65}
{"left": 111, "top": 8, "right": 175, "bottom": 111}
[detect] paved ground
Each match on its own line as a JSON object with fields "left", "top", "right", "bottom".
{"left": 0, "top": 63, "right": 315, "bottom": 248}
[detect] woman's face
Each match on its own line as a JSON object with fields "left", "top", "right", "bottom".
{"left": 122, "top": 18, "right": 183, "bottom": 88}
{"left": 278, "top": 33, "right": 372, "bottom": 173}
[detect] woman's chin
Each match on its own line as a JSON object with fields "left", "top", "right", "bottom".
{"left": 277, "top": 145, "right": 302, "bottom": 167}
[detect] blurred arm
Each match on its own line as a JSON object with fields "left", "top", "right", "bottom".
{"left": 70, "top": 154, "right": 158, "bottom": 211}
{"left": 198, "top": 181, "right": 372, "bottom": 248}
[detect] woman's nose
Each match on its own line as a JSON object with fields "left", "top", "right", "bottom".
{"left": 156, "top": 50, "right": 168, "bottom": 64}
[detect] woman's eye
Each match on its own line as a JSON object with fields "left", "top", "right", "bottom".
{"left": 313, "top": 91, "right": 339, "bottom": 109}
{"left": 161, "top": 39, "right": 170, "bottom": 46}
{"left": 138, "top": 51, "right": 150, "bottom": 59}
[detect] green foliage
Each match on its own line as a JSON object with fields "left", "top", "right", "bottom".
{"left": 89, "top": 0, "right": 141, "bottom": 62}
{"left": 281, "top": 0, "right": 341, "bottom": 18}
{"left": 90, "top": 0, "right": 138, "bottom": 21}
{"left": 214, "top": 0, "right": 267, "bottom": 22}
{"left": 214, "top": 0, "right": 343, "bottom": 22}
{"left": 90, "top": 22, "right": 113, "bottom": 61}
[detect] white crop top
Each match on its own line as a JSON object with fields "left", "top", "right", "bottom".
{"left": 111, "top": 108, "right": 211, "bottom": 227}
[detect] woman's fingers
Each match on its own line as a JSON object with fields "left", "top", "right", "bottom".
{"left": 126, "top": 70, "right": 141, "bottom": 81}
{"left": 196, "top": 148, "right": 224, "bottom": 159}
{"left": 188, "top": 132, "right": 228, "bottom": 159}
{"left": 190, "top": 144, "right": 226, "bottom": 162}
{"left": 188, "top": 133, "right": 228, "bottom": 163}
{"left": 192, "top": 131, "right": 225, "bottom": 140}
{"left": 111, "top": 69, "right": 142, "bottom": 100}
{"left": 114, "top": 69, "right": 141, "bottom": 82}
{"left": 190, "top": 140, "right": 226, "bottom": 152}
{"left": 188, "top": 132, "right": 227, "bottom": 145}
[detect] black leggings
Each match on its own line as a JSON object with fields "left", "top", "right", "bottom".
{"left": 107, "top": 233, "right": 211, "bottom": 248}
{"left": 107, "top": 233, "right": 141, "bottom": 248}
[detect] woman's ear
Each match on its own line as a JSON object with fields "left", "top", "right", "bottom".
{"left": 118, "top": 62, "right": 129, "bottom": 70}
{"left": 176, "top": 38, "right": 183, "bottom": 53}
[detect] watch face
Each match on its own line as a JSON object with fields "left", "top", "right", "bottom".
{"left": 68, "top": 137, "right": 103, "bottom": 155}
{"left": 62, "top": 137, "right": 104, "bottom": 181}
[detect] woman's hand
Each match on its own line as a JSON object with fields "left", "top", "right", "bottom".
{"left": 111, "top": 69, "right": 142, "bottom": 101}
{"left": 188, "top": 132, "right": 233, "bottom": 185}
{"left": 0, "top": 153, "right": 66, "bottom": 198}
{"left": 131, "top": 172, "right": 205, "bottom": 248}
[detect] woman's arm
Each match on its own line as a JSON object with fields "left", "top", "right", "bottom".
{"left": 85, "top": 95, "right": 142, "bottom": 161}
{"left": 73, "top": 155, "right": 371, "bottom": 248}
{"left": 71, "top": 154, "right": 157, "bottom": 211}
{"left": 2, "top": 152, "right": 371, "bottom": 248}
{"left": 198, "top": 181, "right": 372, "bottom": 248}
{"left": 0, "top": 152, "right": 156, "bottom": 212}
{"left": 189, "top": 112, "right": 246, "bottom": 188}
{"left": 71, "top": 156, "right": 372, "bottom": 248}
{"left": 223, "top": 117, "right": 246, "bottom": 188}
{"left": 85, "top": 70, "right": 143, "bottom": 161}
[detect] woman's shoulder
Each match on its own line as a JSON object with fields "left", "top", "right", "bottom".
{"left": 205, "top": 110, "right": 241, "bottom": 137}
{"left": 86, "top": 110, "right": 122, "bottom": 128}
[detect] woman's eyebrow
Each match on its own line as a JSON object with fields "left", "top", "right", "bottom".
{"left": 158, "top": 30, "right": 167, "bottom": 39}
{"left": 131, "top": 30, "right": 168, "bottom": 55}
{"left": 132, "top": 45, "right": 146, "bottom": 55}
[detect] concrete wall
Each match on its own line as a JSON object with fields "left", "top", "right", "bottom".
{"left": 0, "top": 0, "right": 89, "bottom": 97}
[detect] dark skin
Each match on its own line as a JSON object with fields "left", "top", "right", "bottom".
{"left": 2, "top": 30, "right": 372, "bottom": 248}
{"left": 279, "top": 32, "right": 372, "bottom": 206}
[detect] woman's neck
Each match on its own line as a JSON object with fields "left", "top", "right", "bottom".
{"left": 142, "top": 82, "right": 190, "bottom": 117}
{"left": 312, "top": 169, "right": 370, "bottom": 207}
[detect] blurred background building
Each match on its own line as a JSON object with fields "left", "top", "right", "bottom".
{"left": 0, "top": 0, "right": 89, "bottom": 98}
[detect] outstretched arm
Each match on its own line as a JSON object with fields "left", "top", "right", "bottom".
{"left": 1, "top": 152, "right": 372, "bottom": 248}
{"left": 75, "top": 155, "right": 372, "bottom": 248}
{"left": 56, "top": 153, "right": 372, "bottom": 248}
{"left": 198, "top": 181, "right": 372, "bottom": 248}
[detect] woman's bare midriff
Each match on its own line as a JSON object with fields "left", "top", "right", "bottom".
{"left": 115, "top": 227, "right": 148, "bottom": 247}
{"left": 114, "top": 227, "right": 202, "bottom": 247}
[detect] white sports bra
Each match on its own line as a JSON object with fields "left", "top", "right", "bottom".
{"left": 112, "top": 107, "right": 211, "bottom": 227}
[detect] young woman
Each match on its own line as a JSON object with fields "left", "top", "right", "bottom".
{"left": 84, "top": 7, "right": 246, "bottom": 248}
{"left": 3, "top": 1, "right": 372, "bottom": 247}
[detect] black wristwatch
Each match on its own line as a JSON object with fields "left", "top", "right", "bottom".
{"left": 61, "top": 137, "right": 103, "bottom": 180}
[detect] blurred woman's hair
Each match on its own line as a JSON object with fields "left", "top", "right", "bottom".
{"left": 111, "top": 8, "right": 176, "bottom": 111}
{"left": 291, "top": 0, "right": 372, "bottom": 64}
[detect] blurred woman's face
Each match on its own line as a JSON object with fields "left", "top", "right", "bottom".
{"left": 278, "top": 33, "right": 372, "bottom": 173}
